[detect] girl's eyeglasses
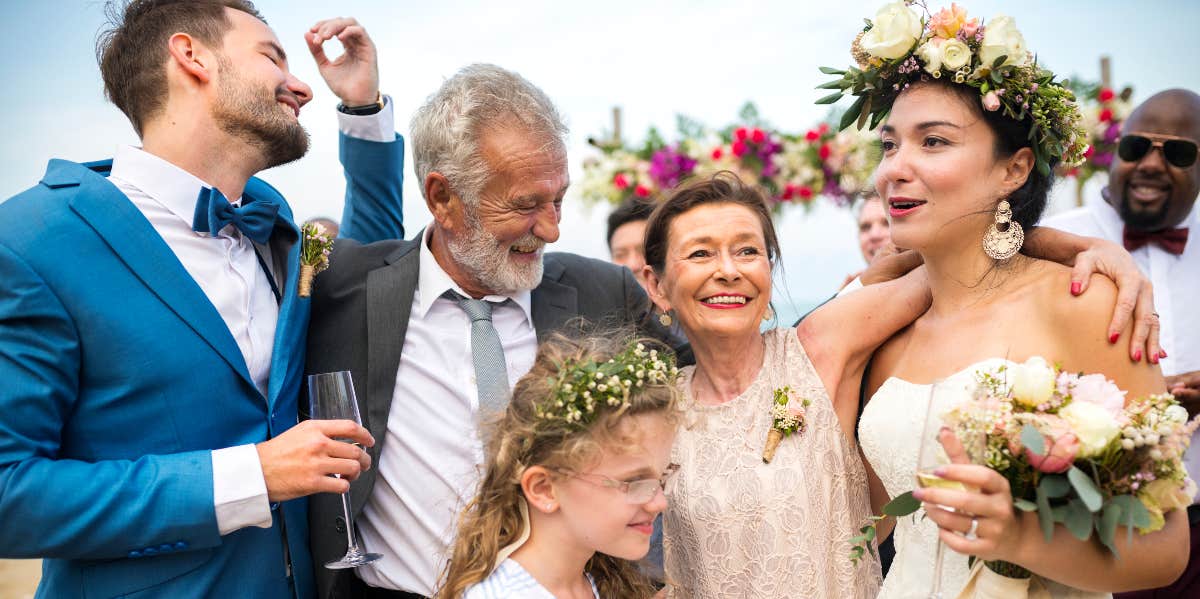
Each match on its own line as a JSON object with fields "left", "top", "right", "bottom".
{"left": 556, "top": 463, "right": 680, "bottom": 504}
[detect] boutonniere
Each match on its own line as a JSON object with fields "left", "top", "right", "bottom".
{"left": 298, "top": 222, "right": 334, "bottom": 298}
{"left": 763, "top": 386, "right": 810, "bottom": 463}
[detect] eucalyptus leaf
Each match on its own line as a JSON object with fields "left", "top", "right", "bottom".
{"left": 1021, "top": 423, "right": 1045, "bottom": 455}
{"left": 991, "top": 70, "right": 1004, "bottom": 85}
{"left": 883, "top": 490, "right": 921, "bottom": 517}
{"left": 992, "top": 55, "right": 1008, "bottom": 69}
{"left": 1014, "top": 498, "right": 1038, "bottom": 512}
{"left": 816, "top": 92, "right": 845, "bottom": 105}
{"left": 1067, "top": 466, "right": 1103, "bottom": 512}
{"left": 819, "top": 66, "right": 847, "bottom": 75}
{"left": 1040, "top": 474, "right": 1071, "bottom": 499}
{"left": 1035, "top": 484, "right": 1054, "bottom": 542}
{"left": 1097, "top": 501, "right": 1121, "bottom": 556}
{"left": 1064, "top": 499, "right": 1094, "bottom": 541}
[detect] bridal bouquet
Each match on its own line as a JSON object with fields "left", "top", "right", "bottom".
{"left": 851, "top": 357, "right": 1198, "bottom": 572}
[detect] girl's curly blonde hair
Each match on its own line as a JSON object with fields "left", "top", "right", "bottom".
{"left": 434, "top": 330, "right": 680, "bottom": 599}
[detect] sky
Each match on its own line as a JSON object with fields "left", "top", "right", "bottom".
{"left": 2, "top": 0, "right": 1198, "bottom": 322}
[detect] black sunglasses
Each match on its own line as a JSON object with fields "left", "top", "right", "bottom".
{"left": 1117, "top": 134, "right": 1199, "bottom": 168}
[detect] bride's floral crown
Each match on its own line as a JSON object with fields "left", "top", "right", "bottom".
{"left": 536, "top": 341, "right": 678, "bottom": 429}
{"left": 817, "top": 1, "right": 1088, "bottom": 175}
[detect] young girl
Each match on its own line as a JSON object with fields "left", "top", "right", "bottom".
{"left": 436, "top": 333, "right": 681, "bottom": 599}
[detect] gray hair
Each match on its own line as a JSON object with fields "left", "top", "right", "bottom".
{"left": 410, "top": 63, "right": 569, "bottom": 204}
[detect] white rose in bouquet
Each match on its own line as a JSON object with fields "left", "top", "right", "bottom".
{"left": 1010, "top": 357, "right": 1056, "bottom": 408}
{"left": 979, "top": 15, "right": 1028, "bottom": 68}
{"left": 1059, "top": 400, "right": 1121, "bottom": 457}
{"left": 861, "top": 1, "right": 923, "bottom": 60}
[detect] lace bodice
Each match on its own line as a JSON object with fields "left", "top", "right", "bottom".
{"left": 663, "top": 328, "right": 881, "bottom": 598}
{"left": 859, "top": 359, "right": 1109, "bottom": 599}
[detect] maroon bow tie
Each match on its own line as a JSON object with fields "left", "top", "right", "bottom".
{"left": 1123, "top": 227, "right": 1189, "bottom": 255}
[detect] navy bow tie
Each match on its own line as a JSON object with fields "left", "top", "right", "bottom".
{"left": 192, "top": 187, "right": 280, "bottom": 244}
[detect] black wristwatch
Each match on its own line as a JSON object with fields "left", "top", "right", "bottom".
{"left": 337, "top": 92, "right": 385, "bottom": 116}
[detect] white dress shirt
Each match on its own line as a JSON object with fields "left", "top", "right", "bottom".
{"left": 105, "top": 103, "right": 396, "bottom": 536}
{"left": 355, "top": 229, "right": 537, "bottom": 595}
{"left": 1044, "top": 195, "right": 1200, "bottom": 498}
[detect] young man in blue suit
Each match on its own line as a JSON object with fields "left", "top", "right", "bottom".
{"left": 0, "top": 2, "right": 403, "bottom": 597}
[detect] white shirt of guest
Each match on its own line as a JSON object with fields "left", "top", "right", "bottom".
{"left": 1043, "top": 194, "right": 1200, "bottom": 498}
{"left": 104, "top": 102, "right": 398, "bottom": 536}
{"left": 355, "top": 228, "right": 538, "bottom": 595}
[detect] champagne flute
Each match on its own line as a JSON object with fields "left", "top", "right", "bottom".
{"left": 307, "top": 370, "right": 383, "bottom": 569}
{"left": 916, "top": 379, "right": 987, "bottom": 599}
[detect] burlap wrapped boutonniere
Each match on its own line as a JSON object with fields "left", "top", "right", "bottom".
{"left": 762, "top": 386, "right": 810, "bottom": 463}
{"left": 298, "top": 222, "right": 334, "bottom": 298}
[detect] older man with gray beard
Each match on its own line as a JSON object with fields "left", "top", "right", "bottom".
{"left": 303, "top": 63, "right": 683, "bottom": 599}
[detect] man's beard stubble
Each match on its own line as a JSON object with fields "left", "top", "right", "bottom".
{"left": 212, "top": 58, "right": 310, "bottom": 169}
{"left": 446, "top": 209, "right": 545, "bottom": 296}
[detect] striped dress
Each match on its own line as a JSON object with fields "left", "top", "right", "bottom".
{"left": 464, "top": 559, "right": 600, "bottom": 599}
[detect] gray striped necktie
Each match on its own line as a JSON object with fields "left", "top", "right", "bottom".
{"left": 447, "top": 291, "right": 510, "bottom": 416}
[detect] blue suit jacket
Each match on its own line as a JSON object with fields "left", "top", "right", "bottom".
{"left": 0, "top": 133, "right": 404, "bottom": 599}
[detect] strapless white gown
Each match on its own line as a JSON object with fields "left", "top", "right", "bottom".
{"left": 858, "top": 359, "right": 1109, "bottom": 599}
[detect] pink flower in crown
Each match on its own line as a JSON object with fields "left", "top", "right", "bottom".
{"left": 960, "top": 18, "right": 981, "bottom": 39}
{"left": 1070, "top": 373, "right": 1127, "bottom": 421}
{"left": 929, "top": 3, "right": 968, "bottom": 39}
{"left": 982, "top": 91, "right": 1001, "bottom": 112}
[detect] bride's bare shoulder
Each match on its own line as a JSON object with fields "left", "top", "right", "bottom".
{"left": 1031, "top": 260, "right": 1165, "bottom": 396}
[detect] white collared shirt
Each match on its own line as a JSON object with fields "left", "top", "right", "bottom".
{"left": 355, "top": 229, "right": 537, "bottom": 595}
{"left": 105, "top": 104, "right": 396, "bottom": 536}
{"left": 1044, "top": 195, "right": 1200, "bottom": 499}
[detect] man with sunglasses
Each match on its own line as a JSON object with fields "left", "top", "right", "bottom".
{"left": 1045, "top": 88, "right": 1200, "bottom": 598}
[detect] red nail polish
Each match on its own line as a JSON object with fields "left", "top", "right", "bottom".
{"left": 1109, "top": 332, "right": 1120, "bottom": 344}
{"left": 1160, "top": 350, "right": 1169, "bottom": 359}
{"left": 1133, "top": 350, "right": 1143, "bottom": 362}
{"left": 1070, "top": 281, "right": 1081, "bottom": 295}
{"left": 1150, "top": 353, "right": 1159, "bottom": 364}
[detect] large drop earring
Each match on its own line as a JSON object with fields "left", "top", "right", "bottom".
{"left": 982, "top": 200, "right": 1024, "bottom": 260}
{"left": 658, "top": 310, "right": 673, "bottom": 327}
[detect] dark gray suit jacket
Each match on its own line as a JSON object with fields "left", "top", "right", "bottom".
{"left": 303, "top": 235, "right": 687, "bottom": 598}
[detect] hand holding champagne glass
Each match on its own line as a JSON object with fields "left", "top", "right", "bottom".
{"left": 916, "top": 379, "right": 987, "bottom": 599}
{"left": 308, "top": 370, "right": 383, "bottom": 569}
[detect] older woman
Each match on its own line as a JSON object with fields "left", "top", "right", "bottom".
{"left": 641, "top": 173, "right": 1162, "bottom": 598}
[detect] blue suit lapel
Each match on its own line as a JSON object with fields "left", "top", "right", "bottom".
{"left": 266, "top": 213, "right": 306, "bottom": 411}
{"left": 62, "top": 161, "right": 260, "bottom": 397}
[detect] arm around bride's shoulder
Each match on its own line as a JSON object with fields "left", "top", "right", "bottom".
{"left": 1045, "top": 269, "right": 1167, "bottom": 400}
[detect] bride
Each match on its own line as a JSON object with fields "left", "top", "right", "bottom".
{"left": 833, "top": 3, "right": 1192, "bottom": 597}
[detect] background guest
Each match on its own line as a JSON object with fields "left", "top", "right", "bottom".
{"left": 607, "top": 197, "right": 656, "bottom": 290}
{"left": 1044, "top": 88, "right": 1200, "bottom": 598}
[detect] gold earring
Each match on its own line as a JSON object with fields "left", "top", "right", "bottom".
{"left": 763, "top": 305, "right": 774, "bottom": 322}
{"left": 982, "top": 200, "right": 1024, "bottom": 260}
{"left": 659, "top": 311, "right": 673, "bottom": 327}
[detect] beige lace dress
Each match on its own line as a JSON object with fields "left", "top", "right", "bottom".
{"left": 663, "top": 328, "right": 882, "bottom": 598}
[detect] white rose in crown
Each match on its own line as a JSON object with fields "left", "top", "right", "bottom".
{"left": 1059, "top": 400, "right": 1121, "bottom": 457}
{"left": 979, "top": 15, "right": 1029, "bottom": 68}
{"left": 1010, "top": 357, "right": 1056, "bottom": 408}
{"left": 939, "top": 38, "right": 972, "bottom": 71}
{"left": 917, "top": 40, "right": 943, "bottom": 75}
{"left": 861, "top": 1, "right": 923, "bottom": 60}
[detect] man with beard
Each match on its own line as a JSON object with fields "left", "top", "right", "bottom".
{"left": 303, "top": 64, "right": 685, "bottom": 599}
{"left": 1045, "top": 88, "right": 1200, "bottom": 598}
{"left": 0, "top": 2, "right": 403, "bottom": 598}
